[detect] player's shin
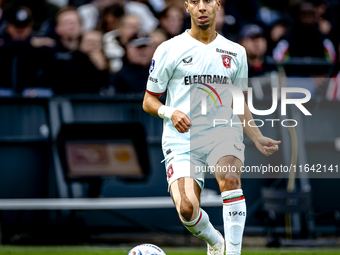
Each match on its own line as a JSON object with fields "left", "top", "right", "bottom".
{"left": 221, "top": 189, "right": 246, "bottom": 255}
{"left": 179, "top": 208, "right": 220, "bottom": 246}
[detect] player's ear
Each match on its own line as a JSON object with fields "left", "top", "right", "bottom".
{"left": 184, "top": 1, "right": 189, "bottom": 13}
{"left": 216, "top": 0, "right": 221, "bottom": 11}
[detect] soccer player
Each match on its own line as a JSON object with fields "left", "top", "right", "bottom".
{"left": 142, "top": 1, "right": 281, "bottom": 254}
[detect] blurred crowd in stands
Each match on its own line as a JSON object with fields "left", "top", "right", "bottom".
{"left": 0, "top": 0, "right": 340, "bottom": 100}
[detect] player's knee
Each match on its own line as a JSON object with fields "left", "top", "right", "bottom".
{"left": 179, "top": 202, "right": 195, "bottom": 222}
{"left": 220, "top": 177, "right": 241, "bottom": 191}
{"left": 218, "top": 156, "right": 240, "bottom": 167}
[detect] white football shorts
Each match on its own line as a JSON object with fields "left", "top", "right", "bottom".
{"left": 164, "top": 138, "right": 245, "bottom": 191}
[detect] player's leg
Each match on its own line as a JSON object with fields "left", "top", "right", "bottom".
{"left": 206, "top": 136, "right": 246, "bottom": 255}
{"left": 170, "top": 177, "right": 222, "bottom": 247}
{"left": 215, "top": 156, "right": 246, "bottom": 255}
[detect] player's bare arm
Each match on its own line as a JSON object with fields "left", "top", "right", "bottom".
{"left": 142, "top": 92, "right": 191, "bottom": 133}
{"left": 142, "top": 92, "right": 163, "bottom": 118}
{"left": 238, "top": 101, "right": 281, "bottom": 156}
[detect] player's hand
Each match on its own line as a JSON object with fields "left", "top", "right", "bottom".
{"left": 171, "top": 110, "right": 192, "bottom": 133}
{"left": 255, "top": 136, "right": 281, "bottom": 156}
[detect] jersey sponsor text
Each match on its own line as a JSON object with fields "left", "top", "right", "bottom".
{"left": 216, "top": 48, "right": 237, "bottom": 57}
{"left": 184, "top": 75, "right": 232, "bottom": 85}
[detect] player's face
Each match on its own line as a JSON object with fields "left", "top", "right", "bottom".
{"left": 185, "top": 0, "right": 221, "bottom": 31}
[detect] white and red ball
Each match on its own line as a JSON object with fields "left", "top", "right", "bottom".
{"left": 127, "top": 244, "right": 166, "bottom": 255}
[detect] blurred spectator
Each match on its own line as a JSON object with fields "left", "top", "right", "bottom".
{"left": 239, "top": 24, "right": 277, "bottom": 78}
{"left": 215, "top": 5, "right": 237, "bottom": 42}
{"left": 273, "top": 1, "right": 336, "bottom": 75}
{"left": 257, "top": 0, "right": 289, "bottom": 27}
{"left": 149, "top": 28, "right": 167, "bottom": 55}
{"left": 221, "top": 0, "right": 258, "bottom": 38}
{"left": 148, "top": 0, "right": 165, "bottom": 14}
{"left": 54, "top": 7, "right": 82, "bottom": 54}
{"left": 216, "top": 5, "right": 226, "bottom": 35}
{"left": 313, "top": 0, "right": 332, "bottom": 36}
{"left": 77, "top": 0, "right": 117, "bottom": 31}
{"left": 111, "top": 36, "right": 152, "bottom": 93}
{"left": 53, "top": 30, "right": 109, "bottom": 94}
{"left": 224, "top": 0, "right": 258, "bottom": 22}
{"left": 158, "top": 6, "right": 184, "bottom": 39}
{"left": 97, "top": 3, "right": 125, "bottom": 33}
{"left": 239, "top": 23, "right": 278, "bottom": 100}
{"left": 125, "top": 0, "right": 158, "bottom": 34}
{"left": 103, "top": 14, "right": 141, "bottom": 73}
{"left": 268, "top": 19, "right": 291, "bottom": 53}
{"left": 0, "top": 6, "right": 54, "bottom": 94}
{"left": 129, "top": 0, "right": 159, "bottom": 17}
{"left": 78, "top": 0, "right": 158, "bottom": 34}
{"left": 2, "top": 0, "right": 59, "bottom": 32}
{"left": 46, "top": 6, "right": 83, "bottom": 91}
{"left": 164, "top": 0, "right": 185, "bottom": 11}
{"left": 2, "top": 7, "right": 34, "bottom": 41}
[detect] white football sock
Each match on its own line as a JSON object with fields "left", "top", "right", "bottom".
{"left": 180, "top": 208, "right": 219, "bottom": 246}
{"left": 221, "top": 189, "right": 246, "bottom": 255}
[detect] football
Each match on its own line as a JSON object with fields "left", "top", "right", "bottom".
{"left": 127, "top": 244, "right": 166, "bottom": 255}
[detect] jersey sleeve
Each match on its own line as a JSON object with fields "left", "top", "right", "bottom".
{"left": 146, "top": 42, "right": 173, "bottom": 95}
{"left": 233, "top": 47, "right": 248, "bottom": 94}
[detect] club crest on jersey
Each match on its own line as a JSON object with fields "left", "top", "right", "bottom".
{"left": 222, "top": 55, "right": 232, "bottom": 69}
{"left": 149, "top": 59, "right": 155, "bottom": 74}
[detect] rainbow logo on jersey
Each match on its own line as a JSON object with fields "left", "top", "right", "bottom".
{"left": 197, "top": 83, "right": 223, "bottom": 106}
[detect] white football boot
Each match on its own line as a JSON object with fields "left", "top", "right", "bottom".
{"left": 207, "top": 231, "right": 225, "bottom": 255}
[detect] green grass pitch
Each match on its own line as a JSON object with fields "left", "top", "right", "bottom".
{"left": 0, "top": 246, "right": 339, "bottom": 255}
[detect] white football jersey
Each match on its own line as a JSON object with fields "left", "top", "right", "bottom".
{"left": 147, "top": 30, "right": 248, "bottom": 155}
